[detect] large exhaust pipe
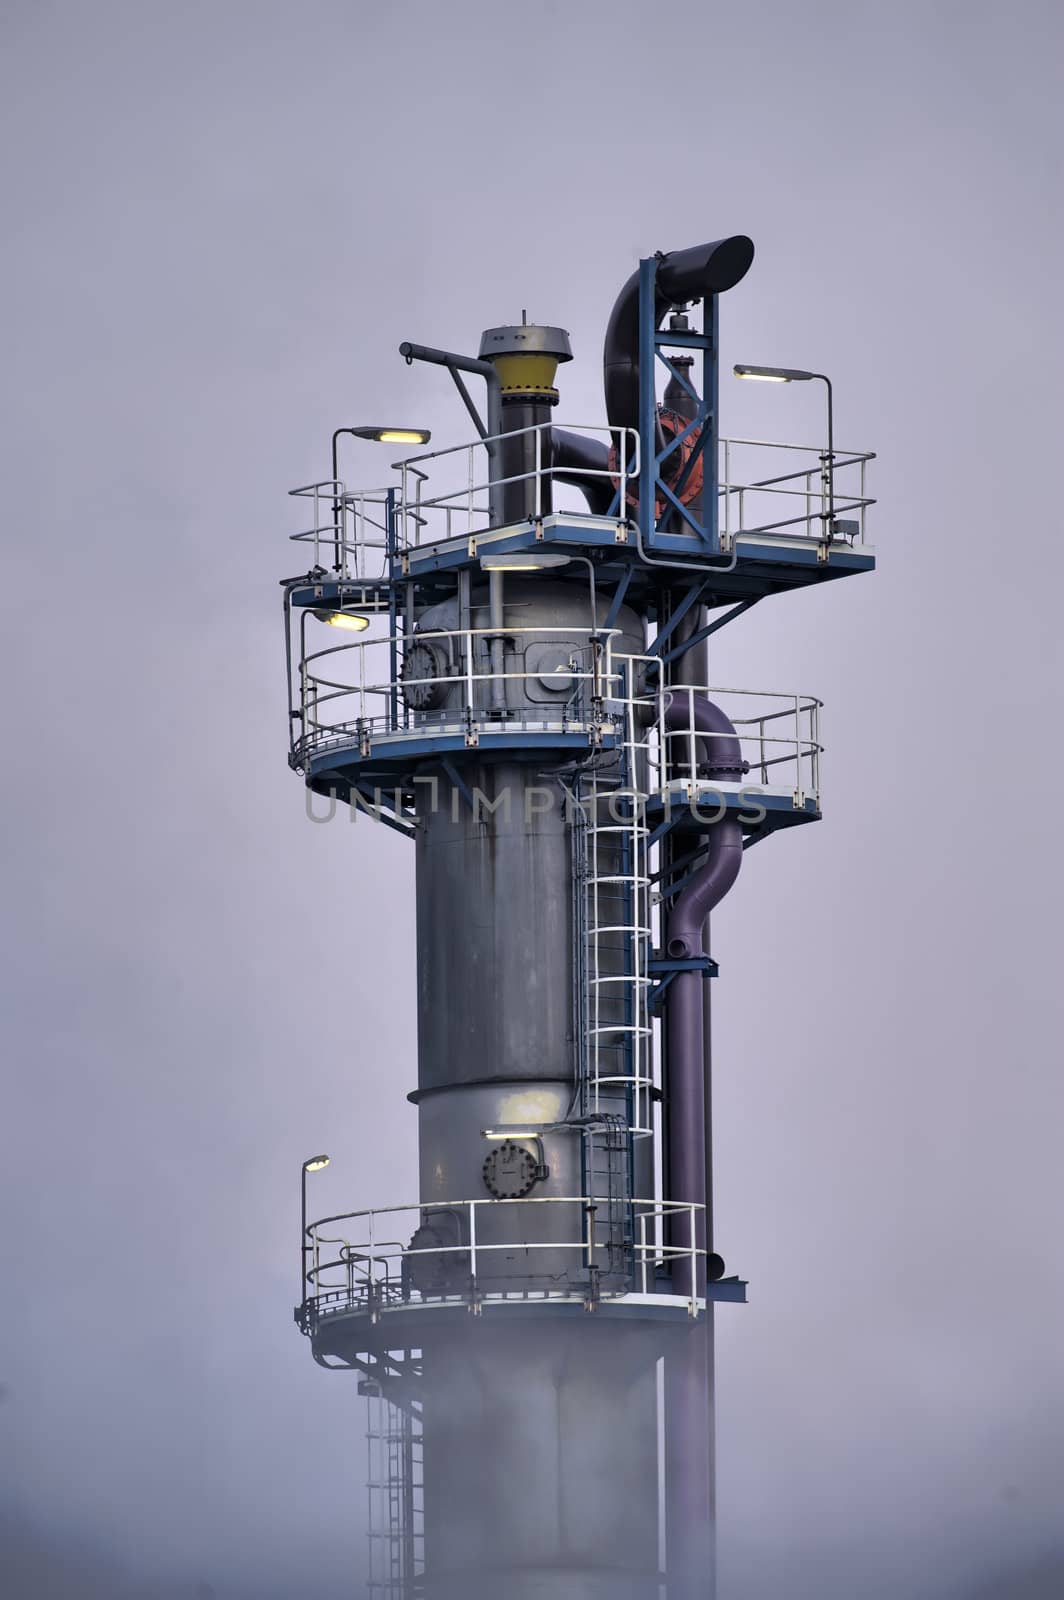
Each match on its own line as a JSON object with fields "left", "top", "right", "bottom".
{"left": 547, "top": 237, "right": 753, "bottom": 518}
{"left": 603, "top": 236, "right": 755, "bottom": 435}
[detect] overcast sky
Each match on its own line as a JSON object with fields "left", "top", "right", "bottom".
{"left": 2, "top": 2, "right": 1063, "bottom": 1596}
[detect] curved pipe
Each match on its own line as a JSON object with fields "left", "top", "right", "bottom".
{"left": 603, "top": 236, "right": 754, "bottom": 436}
{"left": 662, "top": 694, "right": 744, "bottom": 1299}
{"left": 548, "top": 427, "right": 615, "bottom": 516}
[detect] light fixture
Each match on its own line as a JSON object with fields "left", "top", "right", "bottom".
{"left": 481, "top": 1128, "right": 544, "bottom": 1140}
{"left": 328, "top": 426, "right": 432, "bottom": 570}
{"left": 733, "top": 364, "right": 816, "bottom": 383}
{"left": 732, "top": 363, "right": 835, "bottom": 532}
{"left": 300, "top": 1154, "right": 330, "bottom": 1304}
{"left": 479, "top": 552, "right": 570, "bottom": 572}
{"left": 313, "top": 609, "right": 371, "bottom": 633}
{"left": 347, "top": 426, "right": 431, "bottom": 445}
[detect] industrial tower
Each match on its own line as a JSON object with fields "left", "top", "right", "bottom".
{"left": 283, "top": 237, "right": 875, "bottom": 1599}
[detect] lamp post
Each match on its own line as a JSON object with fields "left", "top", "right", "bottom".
{"left": 330, "top": 426, "right": 431, "bottom": 571}
{"left": 733, "top": 364, "right": 835, "bottom": 537}
{"left": 300, "top": 1153, "right": 330, "bottom": 1306}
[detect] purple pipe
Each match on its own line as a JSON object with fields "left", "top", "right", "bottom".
{"left": 663, "top": 694, "right": 744, "bottom": 1298}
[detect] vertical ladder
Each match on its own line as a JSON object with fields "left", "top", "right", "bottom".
{"left": 580, "top": 670, "right": 654, "bottom": 1135}
{"left": 583, "top": 1117, "right": 634, "bottom": 1281}
{"left": 366, "top": 1387, "right": 424, "bottom": 1599}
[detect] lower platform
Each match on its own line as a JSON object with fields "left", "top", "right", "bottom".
{"left": 303, "top": 1281, "right": 747, "bottom": 1370}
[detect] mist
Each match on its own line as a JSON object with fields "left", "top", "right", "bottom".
{"left": 2, "top": 1, "right": 1062, "bottom": 1596}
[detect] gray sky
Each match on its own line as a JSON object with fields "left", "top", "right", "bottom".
{"left": 2, "top": 1, "right": 1062, "bottom": 1596}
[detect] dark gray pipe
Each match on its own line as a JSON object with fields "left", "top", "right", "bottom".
{"left": 603, "top": 236, "right": 754, "bottom": 436}
{"left": 663, "top": 694, "right": 744, "bottom": 1300}
{"left": 549, "top": 427, "right": 615, "bottom": 516}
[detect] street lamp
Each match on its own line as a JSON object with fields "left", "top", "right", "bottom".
{"left": 329, "top": 426, "right": 432, "bottom": 569}
{"left": 301, "top": 1153, "right": 330, "bottom": 1304}
{"left": 733, "top": 364, "right": 835, "bottom": 536}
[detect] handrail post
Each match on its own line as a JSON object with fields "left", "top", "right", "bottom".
{"left": 820, "top": 450, "right": 829, "bottom": 534}
{"left": 619, "top": 425, "right": 626, "bottom": 519}
{"left": 688, "top": 686, "right": 696, "bottom": 792}
{"left": 690, "top": 1203, "right": 698, "bottom": 1303}
{"left": 468, "top": 1202, "right": 477, "bottom": 1291}
{"left": 360, "top": 639, "right": 367, "bottom": 729}
{"left": 535, "top": 425, "right": 542, "bottom": 520}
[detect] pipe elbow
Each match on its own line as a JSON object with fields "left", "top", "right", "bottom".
{"left": 666, "top": 819, "right": 743, "bottom": 956}
{"left": 549, "top": 427, "right": 615, "bottom": 515}
{"left": 663, "top": 691, "right": 745, "bottom": 784}
{"left": 602, "top": 238, "right": 755, "bottom": 433}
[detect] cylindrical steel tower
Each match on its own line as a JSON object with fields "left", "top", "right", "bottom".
{"left": 282, "top": 238, "right": 876, "bottom": 1597}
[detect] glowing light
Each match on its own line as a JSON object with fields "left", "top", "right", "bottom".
{"left": 314, "top": 610, "right": 370, "bottom": 632}
{"left": 349, "top": 426, "right": 431, "bottom": 445}
{"left": 479, "top": 552, "right": 570, "bottom": 571}
{"left": 302, "top": 1154, "right": 330, "bottom": 1172}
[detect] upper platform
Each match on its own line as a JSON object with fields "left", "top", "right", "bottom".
{"left": 286, "top": 424, "right": 875, "bottom": 615}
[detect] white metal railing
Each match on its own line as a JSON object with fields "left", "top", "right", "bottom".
{"left": 292, "top": 623, "right": 618, "bottom": 760}
{"left": 719, "top": 435, "right": 875, "bottom": 546}
{"left": 619, "top": 662, "right": 822, "bottom": 809}
{"left": 393, "top": 422, "right": 639, "bottom": 548}
{"left": 304, "top": 1195, "right": 708, "bottom": 1308}
{"left": 288, "top": 478, "right": 397, "bottom": 584}
{"left": 289, "top": 626, "right": 822, "bottom": 808}
{"left": 287, "top": 433, "right": 873, "bottom": 578}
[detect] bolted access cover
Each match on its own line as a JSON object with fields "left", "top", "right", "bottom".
{"left": 482, "top": 1139, "right": 540, "bottom": 1199}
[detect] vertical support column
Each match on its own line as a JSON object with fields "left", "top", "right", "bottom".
{"left": 703, "top": 294, "right": 720, "bottom": 554}
{"left": 664, "top": 609, "right": 715, "bottom": 1597}
{"left": 386, "top": 488, "right": 400, "bottom": 730}
{"left": 638, "top": 256, "right": 659, "bottom": 551}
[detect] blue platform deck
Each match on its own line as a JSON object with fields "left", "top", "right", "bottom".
{"left": 289, "top": 511, "right": 875, "bottom": 612}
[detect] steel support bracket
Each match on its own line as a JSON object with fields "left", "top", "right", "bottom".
{"left": 648, "top": 955, "right": 718, "bottom": 977}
